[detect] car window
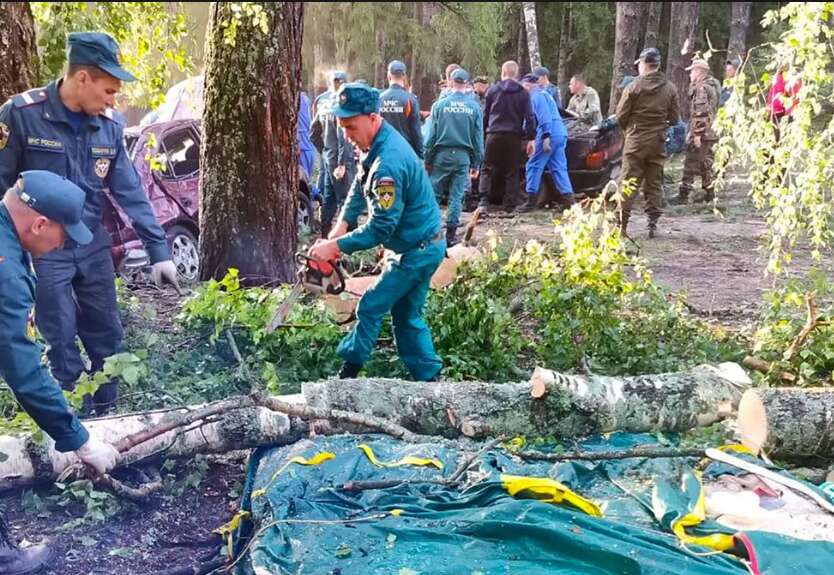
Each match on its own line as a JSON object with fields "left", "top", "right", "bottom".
{"left": 161, "top": 129, "right": 200, "bottom": 179}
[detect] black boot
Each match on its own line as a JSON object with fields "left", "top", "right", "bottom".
{"left": 338, "top": 362, "right": 362, "bottom": 379}
{"left": 515, "top": 193, "right": 539, "bottom": 214}
{"left": 557, "top": 193, "right": 576, "bottom": 210}
{"left": 669, "top": 188, "right": 690, "bottom": 205}
{"left": 648, "top": 220, "right": 658, "bottom": 239}
{"left": 92, "top": 380, "right": 118, "bottom": 416}
{"left": 445, "top": 226, "right": 459, "bottom": 248}
{"left": 694, "top": 188, "right": 715, "bottom": 203}
{"left": 0, "top": 518, "right": 54, "bottom": 575}
{"left": 618, "top": 212, "right": 630, "bottom": 236}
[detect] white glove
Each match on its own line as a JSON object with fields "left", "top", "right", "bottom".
{"left": 76, "top": 437, "right": 120, "bottom": 475}
{"left": 151, "top": 260, "right": 180, "bottom": 290}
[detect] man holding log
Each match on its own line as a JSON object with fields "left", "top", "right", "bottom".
{"left": 0, "top": 171, "right": 119, "bottom": 574}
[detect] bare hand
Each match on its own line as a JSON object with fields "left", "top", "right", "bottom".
{"left": 694, "top": 136, "right": 702, "bottom": 149}
{"left": 526, "top": 141, "right": 535, "bottom": 157}
{"left": 333, "top": 165, "right": 347, "bottom": 180}
{"left": 309, "top": 239, "right": 341, "bottom": 262}
{"left": 469, "top": 168, "right": 479, "bottom": 179}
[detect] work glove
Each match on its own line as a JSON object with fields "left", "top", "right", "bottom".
{"left": 76, "top": 437, "right": 120, "bottom": 475}
{"left": 542, "top": 137, "right": 552, "bottom": 154}
{"left": 151, "top": 260, "right": 180, "bottom": 291}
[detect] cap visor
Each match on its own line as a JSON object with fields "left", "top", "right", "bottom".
{"left": 332, "top": 108, "right": 361, "bottom": 118}
{"left": 64, "top": 221, "right": 93, "bottom": 245}
{"left": 100, "top": 63, "right": 137, "bottom": 82}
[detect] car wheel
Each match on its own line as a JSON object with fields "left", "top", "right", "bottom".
{"left": 166, "top": 224, "right": 200, "bottom": 283}
{"left": 298, "top": 192, "right": 317, "bottom": 232}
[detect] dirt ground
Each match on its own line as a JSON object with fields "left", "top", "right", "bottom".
{"left": 1, "top": 159, "right": 830, "bottom": 574}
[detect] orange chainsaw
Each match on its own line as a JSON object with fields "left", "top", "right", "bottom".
{"left": 266, "top": 253, "right": 345, "bottom": 333}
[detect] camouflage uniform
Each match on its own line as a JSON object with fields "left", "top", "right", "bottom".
{"left": 615, "top": 70, "right": 680, "bottom": 233}
{"left": 678, "top": 77, "right": 719, "bottom": 202}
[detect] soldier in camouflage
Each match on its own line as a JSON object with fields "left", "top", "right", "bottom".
{"left": 671, "top": 59, "right": 719, "bottom": 205}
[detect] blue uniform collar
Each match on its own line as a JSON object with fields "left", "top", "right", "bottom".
{"left": 0, "top": 204, "right": 30, "bottom": 270}
{"left": 362, "top": 121, "right": 394, "bottom": 172}
{"left": 44, "top": 80, "right": 102, "bottom": 131}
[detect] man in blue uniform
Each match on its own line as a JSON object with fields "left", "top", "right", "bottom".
{"left": 518, "top": 73, "right": 574, "bottom": 213}
{"left": 425, "top": 68, "right": 483, "bottom": 246}
{"left": 379, "top": 60, "right": 423, "bottom": 158}
{"left": 311, "top": 71, "right": 357, "bottom": 237}
{"left": 0, "top": 32, "right": 179, "bottom": 415}
{"left": 309, "top": 84, "right": 445, "bottom": 382}
{"left": 533, "top": 66, "right": 562, "bottom": 108}
{"left": 0, "top": 171, "right": 120, "bottom": 574}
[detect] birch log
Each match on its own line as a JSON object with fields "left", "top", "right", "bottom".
{"left": 303, "top": 363, "right": 750, "bottom": 439}
{"left": 737, "top": 388, "right": 834, "bottom": 458}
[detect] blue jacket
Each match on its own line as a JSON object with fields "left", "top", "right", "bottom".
{"left": 530, "top": 86, "right": 566, "bottom": 142}
{"left": 297, "top": 91, "right": 315, "bottom": 153}
{"left": 379, "top": 84, "right": 423, "bottom": 159}
{"left": 337, "top": 121, "right": 441, "bottom": 255}
{"left": 425, "top": 91, "right": 484, "bottom": 167}
{"left": 483, "top": 79, "right": 536, "bottom": 139}
{"left": 0, "top": 205, "right": 88, "bottom": 451}
{"left": 0, "top": 81, "right": 170, "bottom": 262}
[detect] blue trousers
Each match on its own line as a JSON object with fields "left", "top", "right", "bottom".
{"left": 430, "top": 147, "right": 470, "bottom": 228}
{"left": 525, "top": 134, "right": 573, "bottom": 196}
{"left": 33, "top": 226, "right": 122, "bottom": 406}
{"left": 337, "top": 237, "right": 445, "bottom": 381}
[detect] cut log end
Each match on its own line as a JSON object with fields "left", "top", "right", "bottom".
{"left": 736, "top": 389, "right": 768, "bottom": 456}
{"left": 530, "top": 367, "right": 555, "bottom": 399}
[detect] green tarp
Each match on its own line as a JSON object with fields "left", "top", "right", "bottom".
{"left": 229, "top": 433, "right": 833, "bottom": 575}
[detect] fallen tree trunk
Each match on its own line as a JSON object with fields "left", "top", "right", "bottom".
{"left": 303, "top": 362, "right": 750, "bottom": 439}
{"left": 737, "top": 388, "right": 834, "bottom": 458}
{"left": 0, "top": 398, "right": 303, "bottom": 491}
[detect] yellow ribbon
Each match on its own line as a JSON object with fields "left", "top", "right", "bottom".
{"left": 213, "top": 510, "right": 251, "bottom": 558}
{"left": 252, "top": 451, "right": 336, "bottom": 499}
{"left": 358, "top": 444, "right": 444, "bottom": 470}
{"left": 501, "top": 474, "right": 603, "bottom": 517}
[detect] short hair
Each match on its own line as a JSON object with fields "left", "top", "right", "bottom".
{"left": 445, "top": 63, "right": 460, "bottom": 81}
{"left": 571, "top": 74, "right": 586, "bottom": 84}
{"left": 501, "top": 61, "right": 519, "bottom": 79}
{"left": 66, "top": 64, "right": 110, "bottom": 80}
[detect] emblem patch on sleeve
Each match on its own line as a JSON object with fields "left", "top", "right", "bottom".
{"left": 95, "top": 157, "right": 111, "bottom": 178}
{"left": 375, "top": 176, "right": 396, "bottom": 210}
{"left": 0, "top": 123, "right": 9, "bottom": 151}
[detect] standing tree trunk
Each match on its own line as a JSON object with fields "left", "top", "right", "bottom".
{"left": 410, "top": 2, "right": 422, "bottom": 106}
{"left": 644, "top": 2, "right": 662, "bottom": 48}
{"left": 522, "top": 2, "right": 541, "bottom": 70}
{"left": 609, "top": 2, "right": 642, "bottom": 114}
{"left": 727, "top": 2, "right": 752, "bottom": 62}
{"left": 667, "top": 2, "right": 699, "bottom": 120}
{"left": 556, "top": 4, "right": 573, "bottom": 107}
{"left": 0, "top": 2, "right": 38, "bottom": 101}
{"left": 199, "top": 2, "right": 303, "bottom": 284}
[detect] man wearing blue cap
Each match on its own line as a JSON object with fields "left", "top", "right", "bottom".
{"left": 518, "top": 73, "right": 573, "bottom": 213}
{"left": 309, "top": 83, "right": 445, "bottom": 382}
{"left": 311, "top": 70, "right": 357, "bottom": 237}
{"left": 0, "top": 32, "right": 180, "bottom": 416}
{"left": 533, "top": 66, "right": 562, "bottom": 108}
{"left": 0, "top": 171, "right": 121, "bottom": 574}
{"left": 425, "top": 68, "right": 483, "bottom": 245}
{"left": 379, "top": 60, "right": 423, "bottom": 158}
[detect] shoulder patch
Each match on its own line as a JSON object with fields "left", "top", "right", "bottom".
{"left": 375, "top": 176, "right": 396, "bottom": 210}
{"left": 11, "top": 88, "right": 48, "bottom": 109}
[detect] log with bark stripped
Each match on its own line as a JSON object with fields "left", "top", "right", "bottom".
{"left": 303, "top": 363, "right": 751, "bottom": 440}
{"left": 737, "top": 387, "right": 834, "bottom": 458}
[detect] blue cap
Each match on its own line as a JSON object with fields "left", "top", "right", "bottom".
{"left": 330, "top": 70, "right": 348, "bottom": 82}
{"left": 726, "top": 56, "right": 742, "bottom": 68}
{"left": 532, "top": 66, "right": 550, "bottom": 77}
{"left": 450, "top": 68, "right": 469, "bottom": 84}
{"left": 635, "top": 47, "right": 661, "bottom": 65}
{"left": 67, "top": 32, "right": 136, "bottom": 82}
{"left": 333, "top": 83, "right": 380, "bottom": 118}
{"left": 520, "top": 73, "right": 539, "bottom": 84}
{"left": 387, "top": 60, "right": 407, "bottom": 75}
{"left": 15, "top": 171, "right": 92, "bottom": 245}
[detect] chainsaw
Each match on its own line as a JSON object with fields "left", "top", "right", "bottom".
{"left": 266, "top": 253, "right": 345, "bottom": 333}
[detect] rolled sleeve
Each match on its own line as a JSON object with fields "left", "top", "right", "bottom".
{"left": 0, "top": 275, "right": 88, "bottom": 452}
